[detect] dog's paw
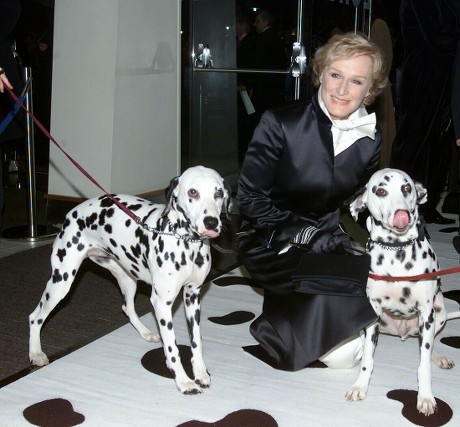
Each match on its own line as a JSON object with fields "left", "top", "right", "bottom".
{"left": 142, "top": 331, "right": 161, "bottom": 343}
{"left": 30, "top": 351, "right": 49, "bottom": 367}
{"left": 345, "top": 385, "right": 367, "bottom": 402}
{"left": 177, "top": 378, "right": 204, "bottom": 395}
{"left": 194, "top": 369, "right": 211, "bottom": 389}
{"left": 195, "top": 378, "right": 211, "bottom": 389}
{"left": 432, "top": 353, "right": 455, "bottom": 369}
{"left": 417, "top": 394, "right": 437, "bottom": 416}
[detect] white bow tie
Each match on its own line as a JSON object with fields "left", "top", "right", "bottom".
{"left": 332, "top": 113, "right": 377, "bottom": 140}
{"left": 331, "top": 113, "right": 376, "bottom": 156}
{"left": 317, "top": 90, "right": 377, "bottom": 156}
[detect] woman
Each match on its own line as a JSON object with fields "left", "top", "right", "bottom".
{"left": 237, "top": 32, "right": 388, "bottom": 371}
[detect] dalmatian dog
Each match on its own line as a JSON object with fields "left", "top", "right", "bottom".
{"left": 347, "top": 168, "right": 460, "bottom": 416}
{"left": 29, "top": 166, "right": 232, "bottom": 394}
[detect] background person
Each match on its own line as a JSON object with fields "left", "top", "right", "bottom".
{"left": 250, "top": 10, "right": 287, "bottom": 118}
{"left": 236, "top": 13, "right": 257, "bottom": 164}
{"left": 0, "top": 0, "right": 22, "bottom": 233}
{"left": 390, "top": 0, "right": 460, "bottom": 224}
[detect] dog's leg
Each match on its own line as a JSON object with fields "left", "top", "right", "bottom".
{"left": 183, "top": 284, "right": 210, "bottom": 389}
{"left": 90, "top": 256, "right": 160, "bottom": 343}
{"left": 151, "top": 284, "right": 202, "bottom": 394}
{"left": 29, "top": 247, "right": 84, "bottom": 366}
{"left": 431, "top": 292, "right": 455, "bottom": 369}
{"left": 346, "top": 321, "right": 379, "bottom": 402}
{"left": 432, "top": 308, "right": 460, "bottom": 367}
{"left": 416, "top": 306, "right": 437, "bottom": 416}
{"left": 120, "top": 275, "right": 160, "bottom": 343}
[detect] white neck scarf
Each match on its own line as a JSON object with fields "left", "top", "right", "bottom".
{"left": 318, "top": 88, "right": 376, "bottom": 156}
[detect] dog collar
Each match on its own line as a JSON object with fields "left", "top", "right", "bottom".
{"left": 139, "top": 219, "right": 205, "bottom": 243}
{"left": 367, "top": 238, "right": 417, "bottom": 251}
{"left": 366, "top": 223, "right": 428, "bottom": 252}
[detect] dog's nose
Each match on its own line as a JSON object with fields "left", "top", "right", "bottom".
{"left": 204, "top": 216, "right": 219, "bottom": 231}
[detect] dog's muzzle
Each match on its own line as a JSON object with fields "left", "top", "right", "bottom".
{"left": 202, "top": 216, "right": 220, "bottom": 238}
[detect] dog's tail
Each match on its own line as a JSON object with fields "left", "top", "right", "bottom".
{"left": 446, "top": 311, "right": 460, "bottom": 321}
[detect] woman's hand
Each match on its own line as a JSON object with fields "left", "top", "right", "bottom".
{"left": 292, "top": 226, "right": 344, "bottom": 254}
{"left": 308, "top": 231, "right": 344, "bottom": 253}
{"left": 0, "top": 68, "right": 13, "bottom": 93}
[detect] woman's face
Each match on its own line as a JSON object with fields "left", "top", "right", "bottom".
{"left": 320, "top": 55, "right": 373, "bottom": 120}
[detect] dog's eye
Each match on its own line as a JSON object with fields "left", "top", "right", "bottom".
{"left": 402, "top": 183, "right": 412, "bottom": 194}
{"left": 188, "top": 189, "right": 199, "bottom": 199}
{"left": 215, "top": 189, "right": 224, "bottom": 199}
{"left": 376, "top": 188, "right": 387, "bottom": 197}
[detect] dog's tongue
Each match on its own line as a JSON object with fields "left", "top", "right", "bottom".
{"left": 393, "top": 210, "right": 409, "bottom": 229}
{"left": 203, "top": 230, "right": 220, "bottom": 238}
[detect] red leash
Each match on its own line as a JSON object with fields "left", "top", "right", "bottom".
{"left": 369, "top": 266, "right": 460, "bottom": 282}
{"left": 6, "top": 85, "right": 142, "bottom": 224}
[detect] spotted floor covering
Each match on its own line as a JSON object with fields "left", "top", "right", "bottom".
{"left": 1, "top": 220, "right": 460, "bottom": 427}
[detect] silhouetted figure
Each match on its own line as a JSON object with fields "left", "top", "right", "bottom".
{"left": 390, "top": 0, "right": 460, "bottom": 224}
{"left": 0, "top": 0, "right": 22, "bottom": 231}
{"left": 250, "top": 10, "right": 286, "bottom": 117}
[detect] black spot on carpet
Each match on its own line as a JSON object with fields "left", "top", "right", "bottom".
{"left": 443, "top": 290, "right": 460, "bottom": 305}
{"left": 440, "top": 336, "right": 460, "bottom": 348}
{"left": 387, "top": 389, "right": 453, "bottom": 426}
{"left": 213, "top": 276, "right": 260, "bottom": 288}
{"left": 23, "top": 398, "right": 85, "bottom": 427}
{"left": 175, "top": 409, "right": 278, "bottom": 426}
{"left": 208, "top": 311, "right": 255, "bottom": 325}
{"left": 141, "top": 344, "right": 193, "bottom": 379}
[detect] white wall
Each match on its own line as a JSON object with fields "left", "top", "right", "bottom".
{"left": 48, "top": 0, "right": 180, "bottom": 199}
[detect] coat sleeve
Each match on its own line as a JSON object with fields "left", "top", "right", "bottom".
{"left": 236, "top": 110, "right": 316, "bottom": 253}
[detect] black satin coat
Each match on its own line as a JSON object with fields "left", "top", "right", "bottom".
{"left": 390, "top": 0, "right": 460, "bottom": 194}
{"left": 236, "top": 94, "right": 381, "bottom": 370}
{"left": 237, "top": 94, "right": 381, "bottom": 285}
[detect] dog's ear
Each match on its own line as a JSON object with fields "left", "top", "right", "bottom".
{"left": 414, "top": 181, "right": 428, "bottom": 205}
{"left": 223, "top": 180, "right": 233, "bottom": 217}
{"left": 162, "top": 175, "right": 180, "bottom": 216}
{"left": 349, "top": 186, "right": 367, "bottom": 221}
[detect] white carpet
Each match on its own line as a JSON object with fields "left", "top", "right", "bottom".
{"left": 1, "top": 220, "right": 460, "bottom": 427}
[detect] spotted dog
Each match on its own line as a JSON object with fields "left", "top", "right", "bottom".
{"left": 347, "top": 168, "right": 460, "bottom": 416}
{"left": 29, "top": 166, "right": 232, "bottom": 394}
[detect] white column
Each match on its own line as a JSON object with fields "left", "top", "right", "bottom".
{"left": 48, "top": 0, "right": 180, "bottom": 199}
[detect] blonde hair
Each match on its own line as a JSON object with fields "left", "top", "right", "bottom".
{"left": 311, "top": 32, "right": 388, "bottom": 106}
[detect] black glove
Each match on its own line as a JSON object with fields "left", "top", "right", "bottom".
{"left": 291, "top": 226, "right": 344, "bottom": 254}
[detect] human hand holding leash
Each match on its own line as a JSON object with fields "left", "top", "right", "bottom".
{"left": 0, "top": 67, "right": 13, "bottom": 93}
